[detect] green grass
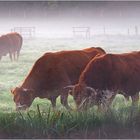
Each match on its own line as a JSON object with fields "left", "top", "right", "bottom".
{"left": 0, "top": 37, "right": 140, "bottom": 138}
{"left": 0, "top": 105, "right": 140, "bottom": 138}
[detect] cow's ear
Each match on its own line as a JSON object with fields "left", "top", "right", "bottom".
{"left": 10, "top": 88, "right": 14, "bottom": 95}
{"left": 63, "top": 85, "right": 74, "bottom": 95}
{"left": 10, "top": 87, "right": 19, "bottom": 95}
{"left": 63, "top": 85, "right": 74, "bottom": 90}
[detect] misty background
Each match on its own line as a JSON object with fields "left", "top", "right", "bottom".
{"left": 0, "top": 1, "right": 140, "bottom": 38}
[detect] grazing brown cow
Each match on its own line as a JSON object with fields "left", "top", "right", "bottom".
{"left": 11, "top": 47, "right": 105, "bottom": 110}
{"left": 66, "top": 51, "right": 140, "bottom": 110}
{"left": 0, "top": 32, "right": 22, "bottom": 61}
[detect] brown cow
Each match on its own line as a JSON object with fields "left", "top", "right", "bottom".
{"left": 0, "top": 32, "right": 22, "bottom": 61}
{"left": 11, "top": 47, "right": 105, "bottom": 110}
{"left": 66, "top": 51, "right": 140, "bottom": 110}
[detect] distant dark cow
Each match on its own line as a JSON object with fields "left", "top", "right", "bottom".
{"left": 66, "top": 51, "right": 140, "bottom": 110}
{"left": 0, "top": 32, "right": 22, "bottom": 61}
{"left": 11, "top": 47, "right": 105, "bottom": 110}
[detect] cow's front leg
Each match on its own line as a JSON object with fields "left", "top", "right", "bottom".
{"left": 60, "top": 87, "right": 72, "bottom": 110}
{"left": 50, "top": 97, "right": 57, "bottom": 108}
{"left": 60, "top": 94, "right": 72, "bottom": 110}
{"left": 99, "top": 90, "right": 116, "bottom": 112}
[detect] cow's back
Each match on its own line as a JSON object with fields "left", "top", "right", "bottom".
{"left": 110, "top": 52, "right": 140, "bottom": 93}
{"left": 79, "top": 51, "right": 140, "bottom": 94}
{"left": 83, "top": 47, "right": 106, "bottom": 58}
{"left": 6, "top": 32, "right": 22, "bottom": 52}
{"left": 49, "top": 48, "right": 106, "bottom": 85}
{"left": 22, "top": 47, "right": 105, "bottom": 90}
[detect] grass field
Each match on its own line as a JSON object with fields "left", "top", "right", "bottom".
{"left": 0, "top": 35, "right": 140, "bottom": 138}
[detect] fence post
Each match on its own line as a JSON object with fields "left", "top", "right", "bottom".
{"left": 10, "top": 27, "right": 36, "bottom": 39}
{"left": 127, "top": 28, "right": 130, "bottom": 35}
{"left": 73, "top": 27, "right": 90, "bottom": 39}
{"left": 103, "top": 26, "right": 106, "bottom": 35}
{"left": 135, "top": 26, "right": 138, "bottom": 35}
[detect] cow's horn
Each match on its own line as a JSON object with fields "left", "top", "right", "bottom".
{"left": 63, "top": 85, "right": 74, "bottom": 90}
{"left": 22, "top": 87, "right": 34, "bottom": 92}
{"left": 86, "top": 87, "right": 97, "bottom": 95}
{"left": 22, "top": 88, "right": 28, "bottom": 92}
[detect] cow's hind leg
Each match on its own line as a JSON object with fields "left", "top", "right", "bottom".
{"left": 124, "top": 95, "right": 130, "bottom": 101}
{"left": 16, "top": 50, "right": 20, "bottom": 61}
{"left": 13, "top": 52, "right": 16, "bottom": 61}
{"left": 50, "top": 97, "right": 57, "bottom": 109}
{"left": 131, "top": 92, "right": 139, "bottom": 106}
{"left": 60, "top": 89, "right": 72, "bottom": 110}
{"left": 9, "top": 53, "right": 13, "bottom": 61}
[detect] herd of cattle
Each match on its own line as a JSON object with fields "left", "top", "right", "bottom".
{"left": 0, "top": 32, "right": 140, "bottom": 111}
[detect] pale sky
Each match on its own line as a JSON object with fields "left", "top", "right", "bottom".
{"left": 0, "top": 1, "right": 140, "bottom": 37}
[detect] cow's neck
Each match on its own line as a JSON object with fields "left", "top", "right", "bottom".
{"left": 22, "top": 79, "right": 41, "bottom": 90}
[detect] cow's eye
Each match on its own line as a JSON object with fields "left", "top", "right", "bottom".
{"left": 86, "top": 90, "right": 92, "bottom": 97}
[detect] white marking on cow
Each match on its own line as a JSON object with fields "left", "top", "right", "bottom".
{"left": 102, "top": 90, "right": 114, "bottom": 99}
{"left": 16, "top": 102, "right": 26, "bottom": 108}
{"left": 99, "top": 89, "right": 115, "bottom": 111}
{"left": 86, "top": 87, "right": 98, "bottom": 96}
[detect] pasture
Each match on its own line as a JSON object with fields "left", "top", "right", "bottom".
{"left": 0, "top": 35, "right": 140, "bottom": 138}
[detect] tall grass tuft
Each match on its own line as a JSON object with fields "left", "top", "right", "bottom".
{"left": 0, "top": 103, "right": 140, "bottom": 138}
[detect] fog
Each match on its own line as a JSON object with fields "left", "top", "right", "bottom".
{"left": 1, "top": 1, "right": 140, "bottom": 38}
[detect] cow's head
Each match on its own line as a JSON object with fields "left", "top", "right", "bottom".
{"left": 11, "top": 87, "right": 35, "bottom": 111}
{"left": 64, "top": 83, "right": 98, "bottom": 110}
